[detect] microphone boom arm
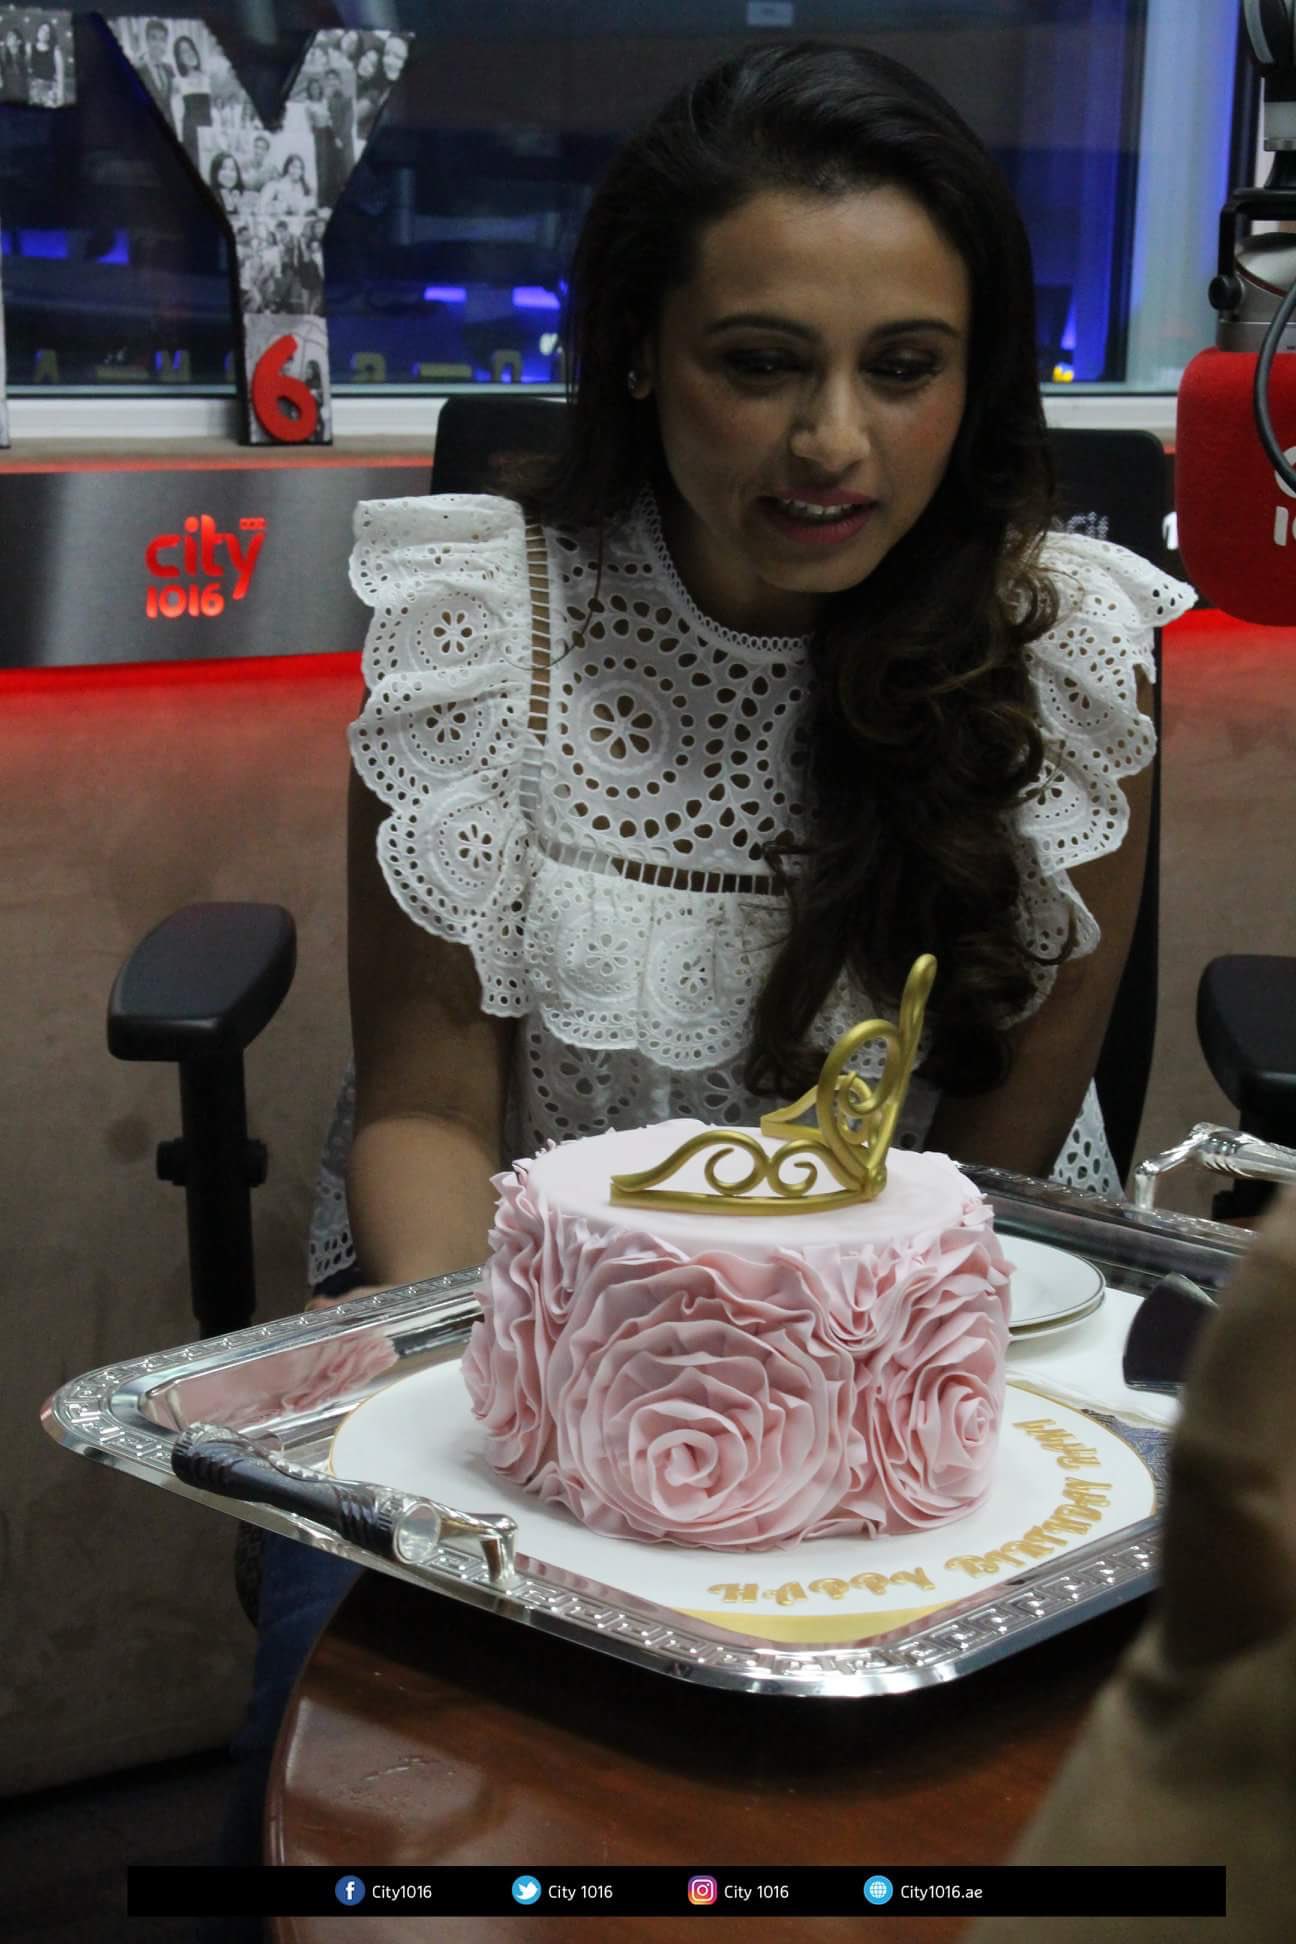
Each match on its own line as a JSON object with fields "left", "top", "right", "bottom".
{"left": 1211, "top": 2, "right": 1296, "bottom": 494}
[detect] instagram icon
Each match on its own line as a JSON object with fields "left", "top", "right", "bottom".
{"left": 688, "top": 1876, "right": 718, "bottom": 1906}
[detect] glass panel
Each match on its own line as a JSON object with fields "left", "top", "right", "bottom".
{"left": 0, "top": 0, "right": 1249, "bottom": 399}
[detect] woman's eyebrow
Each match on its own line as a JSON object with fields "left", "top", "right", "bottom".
{"left": 705, "top": 312, "right": 963, "bottom": 340}
{"left": 705, "top": 312, "right": 816, "bottom": 338}
{"left": 871, "top": 317, "right": 964, "bottom": 340}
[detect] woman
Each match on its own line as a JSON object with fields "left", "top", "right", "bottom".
{"left": 259, "top": 150, "right": 313, "bottom": 228}
{"left": 353, "top": 44, "right": 384, "bottom": 146}
{"left": 27, "top": 19, "right": 63, "bottom": 107}
{"left": 302, "top": 74, "right": 333, "bottom": 205}
{"left": 316, "top": 40, "right": 1197, "bottom": 1299}
{"left": 224, "top": 38, "right": 1198, "bottom": 1885}
{"left": 0, "top": 25, "right": 27, "bottom": 101}
{"left": 251, "top": 220, "right": 291, "bottom": 311}
{"left": 207, "top": 149, "right": 245, "bottom": 220}
{"left": 380, "top": 32, "right": 410, "bottom": 87}
{"left": 171, "top": 34, "right": 211, "bottom": 165}
{"left": 323, "top": 67, "right": 354, "bottom": 192}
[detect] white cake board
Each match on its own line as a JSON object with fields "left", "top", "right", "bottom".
{"left": 333, "top": 1373, "right": 1156, "bottom": 1647}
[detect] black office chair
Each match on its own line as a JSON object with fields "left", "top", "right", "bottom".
{"left": 430, "top": 391, "right": 567, "bottom": 496}
{"left": 107, "top": 903, "right": 296, "bottom": 1336}
{"left": 1046, "top": 427, "right": 1175, "bottom": 1184}
{"left": 1196, "top": 957, "right": 1296, "bottom": 1216}
{"left": 105, "top": 408, "right": 1175, "bottom": 1338}
{"left": 104, "top": 400, "right": 570, "bottom": 1338}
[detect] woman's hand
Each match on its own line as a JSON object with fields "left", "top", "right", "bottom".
{"left": 967, "top": 1189, "right": 1296, "bottom": 1943}
{"left": 304, "top": 1284, "right": 389, "bottom": 1314}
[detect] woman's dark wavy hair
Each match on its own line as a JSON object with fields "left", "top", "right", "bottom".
{"left": 514, "top": 41, "right": 1060, "bottom": 1097}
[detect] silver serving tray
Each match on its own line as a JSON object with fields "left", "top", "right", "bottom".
{"left": 41, "top": 1169, "right": 1249, "bottom": 1699}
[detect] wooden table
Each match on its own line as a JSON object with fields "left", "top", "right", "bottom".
{"left": 267, "top": 1569, "right": 1146, "bottom": 1942}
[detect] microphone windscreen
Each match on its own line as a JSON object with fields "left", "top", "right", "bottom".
{"left": 1177, "top": 345, "right": 1296, "bottom": 624}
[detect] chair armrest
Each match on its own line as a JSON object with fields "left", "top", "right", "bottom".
{"left": 1197, "top": 954, "right": 1296, "bottom": 1124}
{"left": 107, "top": 903, "right": 297, "bottom": 1063}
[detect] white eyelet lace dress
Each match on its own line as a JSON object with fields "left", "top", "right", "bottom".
{"left": 308, "top": 489, "right": 1197, "bottom": 1288}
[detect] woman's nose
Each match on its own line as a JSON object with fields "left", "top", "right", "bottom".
{"left": 787, "top": 379, "right": 873, "bottom": 474}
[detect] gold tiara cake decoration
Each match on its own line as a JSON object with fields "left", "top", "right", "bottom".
{"left": 610, "top": 953, "right": 937, "bottom": 1216}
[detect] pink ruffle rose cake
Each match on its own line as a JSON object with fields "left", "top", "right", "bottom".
{"left": 462, "top": 1122, "right": 1012, "bottom": 1550}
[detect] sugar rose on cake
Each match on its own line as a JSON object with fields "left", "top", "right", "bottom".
{"left": 462, "top": 963, "right": 1016, "bottom": 1552}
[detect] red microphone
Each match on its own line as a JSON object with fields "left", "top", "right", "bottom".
{"left": 1175, "top": 0, "right": 1296, "bottom": 627}
{"left": 1176, "top": 342, "right": 1296, "bottom": 624}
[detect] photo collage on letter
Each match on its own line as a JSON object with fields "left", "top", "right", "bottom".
{"left": 106, "top": 17, "right": 411, "bottom": 440}
{"left": 0, "top": 8, "right": 76, "bottom": 107}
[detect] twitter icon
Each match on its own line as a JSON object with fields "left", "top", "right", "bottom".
{"left": 512, "top": 1876, "right": 542, "bottom": 1906}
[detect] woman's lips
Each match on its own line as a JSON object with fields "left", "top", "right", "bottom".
{"left": 758, "top": 494, "right": 877, "bottom": 548}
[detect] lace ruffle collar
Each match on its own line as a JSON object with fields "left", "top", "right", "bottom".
{"left": 633, "top": 488, "right": 815, "bottom": 658}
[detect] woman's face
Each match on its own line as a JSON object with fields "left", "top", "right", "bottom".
{"left": 217, "top": 155, "right": 238, "bottom": 189}
{"left": 637, "top": 186, "right": 970, "bottom": 636}
{"left": 36, "top": 23, "right": 51, "bottom": 48}
{"left": 176, "top": 39, "right": 198, "bottom": 74}
{"left": 357, "top": 50, "right": 379, "bottom": 82}
{"left": 381, "top": 39, "right": 407, "bottom": 82}
{"left": 287, "top": 154, "right": 304, "bottom": 180}
{"left": 4, "top": 31, "right": 20, "bottom": 54}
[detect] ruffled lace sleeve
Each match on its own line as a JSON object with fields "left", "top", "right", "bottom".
{"left": 1014, "top": 531, "right": 1197, "bottom": 982}
{"left": 347, "top": 493, "right": 536, "bottom": 1015}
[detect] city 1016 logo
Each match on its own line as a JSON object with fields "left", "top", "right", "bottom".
{"left": 145, "top": 515, "right": 267, "bottom": 619}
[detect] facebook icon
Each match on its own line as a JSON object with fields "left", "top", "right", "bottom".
{"left": 334, "top": 1876, "right": 367, "bottom": 1907}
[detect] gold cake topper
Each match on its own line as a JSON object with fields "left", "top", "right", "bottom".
{"left": 610, "top": 953, "right": 937, "bottom": 1216}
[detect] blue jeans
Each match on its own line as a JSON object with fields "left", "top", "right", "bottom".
{"left": 200, "top": 1269, "right": 369, "bottom": 1937}
{"left": 197, "top": 1534, "right": 363, "bottom": 1942}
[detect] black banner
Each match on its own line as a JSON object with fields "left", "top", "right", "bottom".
{"left": 0, "top": 461, "right": 429, "bottom": 667}
{"left": 127, "top": 1864, "right": 1226, "bottom": 1919}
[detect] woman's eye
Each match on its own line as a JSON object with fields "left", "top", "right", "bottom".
{"left": 725, "top": 352, "right": 798, "bottom": 381}
{"left": 872, "top": 360, "right": 939, "bottom": 386}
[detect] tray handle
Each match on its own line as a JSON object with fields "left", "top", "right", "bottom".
{"left": 1132, "top": 1123, "right": 1296, "bottom": 1210}
{"left": 174, "top": 1422, "right": 518, "bottom": 1587}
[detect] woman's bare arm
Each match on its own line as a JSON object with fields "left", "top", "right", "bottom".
{"left": 345, "top": 769, "right": 515, "bottom": 1286}
{"left": 925, "top": 692, "right": 1154, "bottom": 1181}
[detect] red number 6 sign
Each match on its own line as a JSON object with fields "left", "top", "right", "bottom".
{"left": 251, "top": 335, "right": 320, "bottom": 445}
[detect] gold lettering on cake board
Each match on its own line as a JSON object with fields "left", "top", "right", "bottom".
{"left": 705, "top": 1566, "right": 937, "bottom": 1607}
{"left": 1013, "top": 1418, "right": 1104, "bottom": 1470}
{"left": 945, "top": 1477, "right": 1115, "bottom": 1576}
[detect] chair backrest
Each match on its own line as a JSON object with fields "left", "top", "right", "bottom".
{"left": 1047, "top": 427, "right": 1171, "bottom": 1183}
{"left": 431, "top": 401, "right": 1170, "bottom": 1184}
{"left": 431, "top": 394, "right": 568, "bottom": 497}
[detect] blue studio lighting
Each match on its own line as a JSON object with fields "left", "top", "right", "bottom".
{"left": 512, "top": 286, "right": 561, "bottom": 311}
{"left": 18, "top": 229, "right": 70, "bottom": 259}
